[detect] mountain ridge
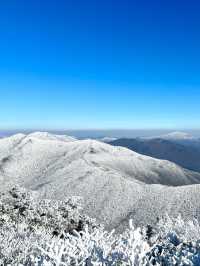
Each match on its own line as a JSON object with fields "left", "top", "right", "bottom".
{"left": 109, "top": 136, "right": 200, "bottom": 173}
{"left": 1, "top": 132, "right": 200, "bottom": 230}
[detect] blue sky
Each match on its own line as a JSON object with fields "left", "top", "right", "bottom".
{"left": 0, "top": 0, "right": 200, "bottom": 130}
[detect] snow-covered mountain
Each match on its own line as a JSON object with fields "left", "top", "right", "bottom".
{"left": 145, "top": 131, "right": 200, "bottom": 149}
{"left": 26, "top": 131, "right": 77, "bottom": 142}
{"left": 142, "top": 131, "right": 196, "bottom": 141}
{"left": 159, "top": 131, "right": 195, "bottom": 140}
{"left": 1, "top": 132, "right": 200, "bottom": 230}
{"left": 160, "top": 131, "right": 200, "bottom": 153}
{"left": 109, "top": 137, "right": 200, "bottom": 173}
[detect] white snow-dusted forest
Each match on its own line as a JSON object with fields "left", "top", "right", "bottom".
{"left": 1, "top": 186, "right": 200, "bottom": 265}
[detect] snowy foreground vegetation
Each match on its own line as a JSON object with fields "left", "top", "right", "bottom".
{"left": 1, "top": 187, "right": 200, "bottom": 265}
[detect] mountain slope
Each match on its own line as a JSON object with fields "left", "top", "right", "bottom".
{"left": 109, "top": 138, "right": 200, "bottom": 173}
{"left": 1, "top": 132, "right": 200, "bottom": 230}
{"left": 1, "top": 133, "right": 200, "bottom": 187}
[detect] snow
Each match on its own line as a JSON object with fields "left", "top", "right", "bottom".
{"left": 1, "top": 189, "right": 200, "bottom": 266}
{"left": 160, "top": 131, "right": 195, "bottom": 140}
{"left": 27, "top": 131, "right": 77, "bottom": 142}
{"left": 141, "top": 131, "right": 196, "bottom": 141}
{"left": 98, "top": 137, "right": 118, "bottom": 142}
{"left": 1, "top": 132, "right": 200, "bottom": 230}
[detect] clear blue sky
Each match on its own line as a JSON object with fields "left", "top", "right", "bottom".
{"left": 0, "top": 0, "right": 200, "bottom": 130}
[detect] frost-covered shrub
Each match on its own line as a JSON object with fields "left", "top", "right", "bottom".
{"left": 0, "top": 186, "right": 95, "bottom": 235}
{"left": 35, "top": 217, "right": 200, "bottom": 265}
{"left": 156, "top": 214, "right": 200, "bottom": 243}
{"left": 0, "top": 221, "right": 50, "bottom": 265}
{"left": 0, "top": 187, "right": 96, "bottom": 265}
{"left": 146, "top": 215, "right": 200, "bottom": 265}
{"left": 1, "top": 187, "right": 200, "bottom": 265}
{"left": 146, "top": 238, "right": 200, "bottom": 265}
{"left": 37, "top": 220, "right": 150, "bottom": 266}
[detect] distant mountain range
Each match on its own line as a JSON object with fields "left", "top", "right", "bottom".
{"left": 149, "top": 131, "right": 196, "bottom": 140}
{"left": 109, "top": 132, "right": 200, "bottom": 173}
{"left": 1, "top": 132, "right": 200, "bottom": 231}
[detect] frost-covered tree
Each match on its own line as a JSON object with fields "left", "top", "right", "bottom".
{"left": 0, "top": 186, "right": 87, "bottom": 234}
{"left": 1, "top": 187, "right": 200, "bottom": 265}
{"left": 0, "top": 186, "right": 96, "bottom": 265}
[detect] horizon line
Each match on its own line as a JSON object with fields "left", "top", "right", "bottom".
{"left": 1, "top": 128, "right": 200, "bottom": 132}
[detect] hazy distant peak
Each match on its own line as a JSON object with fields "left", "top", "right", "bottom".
{"left": 141, "top": 131, "right": 195, "bottom": 140}
{"left": 161, "top": 131, "right": 194, "bottom": 140}
{"left": 99, "top": 137, "right": 118, "bottom": 143}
